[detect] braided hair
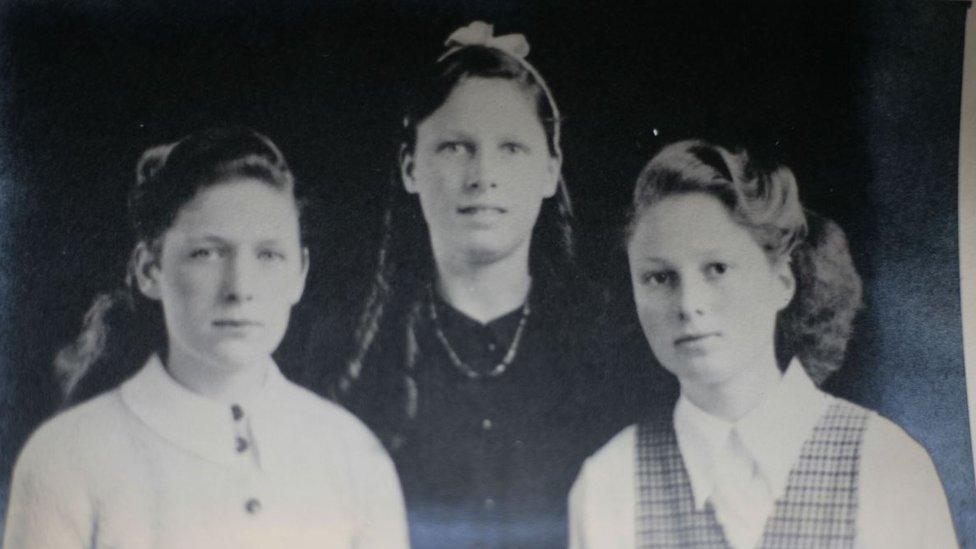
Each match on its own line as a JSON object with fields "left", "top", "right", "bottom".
{"left": 335, "top": 41, "right": 575, "bottom": 436}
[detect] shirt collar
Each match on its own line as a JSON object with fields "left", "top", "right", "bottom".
{"left": 120, "top": 353, "right": 288, "bottom": 467}
{"left": 674, "top": 393, "right": 732, "bottom": 508}
{"left": 673, "top": 359, "right": 832, "bottom": 509}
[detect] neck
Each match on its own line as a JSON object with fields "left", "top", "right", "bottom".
{"left": 679, "top": 352, "right": 783, "bottom": 422}
{"left": 432, "top": 239, "right": 532, "bottom": 323}
{"left": 164, "top": 344, "right": 269, "bottom": 403}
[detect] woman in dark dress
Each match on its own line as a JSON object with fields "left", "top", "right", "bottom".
{"left": 304, "top": 21, "right": 657, "bottom": 549}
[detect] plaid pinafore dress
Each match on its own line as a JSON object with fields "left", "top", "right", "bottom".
{"left": 635, "top": 400, "right": 870, "bottom": 548}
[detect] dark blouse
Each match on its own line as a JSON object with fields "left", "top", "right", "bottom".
{"left": 400, "top": 293, "right": 593, "bottom": 548}
{"left": 283, "top": 280, "right": 673, "bottom": 549}
{"left": 360, "top": 287, "right": 663, "bottom": 548}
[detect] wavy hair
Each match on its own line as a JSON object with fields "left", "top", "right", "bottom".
{"left": 627, "top": 139, "right": 863, "bottom": 383}
{"left": 56, "top": 126, "right": 301, "bottom": 404}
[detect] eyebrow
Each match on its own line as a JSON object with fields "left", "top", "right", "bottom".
{"left": 634, "top": 249, "right": 724, "bottom": 262}
{"left": 185, "top": 235, "right": 229, "bottom": 245}
{"left": 185, "top": 235, "right": 287, "bottom": 246}
{"left": 434, "top": 130, "right": 474, "bottom": 140}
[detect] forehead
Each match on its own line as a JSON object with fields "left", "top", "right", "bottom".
{"left": 628, "top": 193, "right": 765, "bottom": 261}
{"left": 168, "top": 178, "right": 299, "bottom": 240}
{"left": 416, "top": 77, "right": 544, "bottom": 138}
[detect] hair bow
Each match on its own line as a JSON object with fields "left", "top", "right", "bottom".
{"left": 440, "top": 21, "right": 530, "bottom": 61}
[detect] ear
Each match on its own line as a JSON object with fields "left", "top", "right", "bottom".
{"left": 289, "top": 247, "right": 311, "bottom": 305}
{"left": 400, "top": 144, "right": 419, "bottom": 195}
{"left": 773, "top": 257, "right": 797, "bottom": 311}
{"left": 542, "top": 155, "right": 561, "bottom": 198}
{"left": 132, "top": 241, "right": 163, "bottom": 301}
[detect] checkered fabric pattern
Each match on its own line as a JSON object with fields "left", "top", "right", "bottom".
{"left": 635, "top": 400, "right": 869, "bottom": 548}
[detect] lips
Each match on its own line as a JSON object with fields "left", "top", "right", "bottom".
{"left": 674, "top": 332, "right": 720, "bottom": 346}
{"left": 457, "top": 205, "right": 506, "bottom": 214}
{"left": 212, "top": 319, "right": 263, "bottom": 328}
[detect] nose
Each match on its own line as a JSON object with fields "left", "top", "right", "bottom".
{"left": 222, "top": 253, "right": 256, "bottom": 304}
{"left": 464, "top": 150, "right": 500, "bottom": 192}
{"left": 675, "top": 275, "right": 708, "bottom": 322}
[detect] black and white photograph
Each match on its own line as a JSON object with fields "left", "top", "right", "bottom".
{"left": 0, "top": 1, "right": 973, "bottom": 547}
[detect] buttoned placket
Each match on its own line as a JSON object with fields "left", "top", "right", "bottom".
{"left": 230, "top": 402, "right": 266, "bottom": 519}
{"left": 477, "top": 410, "right": 498, "bottom": 515}
{"left": 429, "top": 300, "right": 528, "bottom": 523}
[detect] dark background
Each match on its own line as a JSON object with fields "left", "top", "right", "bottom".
{"left": 1, "top": 0, "right": 972, "bottom": 543}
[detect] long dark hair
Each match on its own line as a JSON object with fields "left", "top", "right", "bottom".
{"left": 628, "top": 139, "right": 863, "bottom": 383}
{"left": 55, "top": 126, "right": 301, "bottom": 405}
{"left": 332, "top": 40, "right": 577, "bottom": 427}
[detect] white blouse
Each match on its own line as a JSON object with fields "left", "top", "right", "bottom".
{"left": 4, "top": 355, "right": 409, "bottom": 549}
{"left": 569, "top": 362, "right": 957, "bottom": 549}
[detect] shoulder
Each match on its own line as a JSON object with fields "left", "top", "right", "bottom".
{"left": 570, "top": 424, "right": 637, "bottom": 544}
{"left": 578, "top": 424, "right": 637, "bottom": 484}
{"left": 11, "top": 391, "right": 130, "bottom": 487}
{"left": 819, "top": 397, "right": 934, "bottom": 470}
{"left": 275, "top": 378, "right": 387, "bottom": 454}
{"left": 859, "top": 408, "right": 940, "bottom": 476}
{"left": 17, "top": 392, "right": 128, "bottom": 461}
{"left": 4, "top": 397, "right": 131, "bottom": 548}
{"left": 851, "top": 405, "right": 958, "bottom": 546}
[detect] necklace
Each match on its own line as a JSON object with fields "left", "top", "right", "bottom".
{"left": 427, "top": 284, "right": 531, "bottom": 380}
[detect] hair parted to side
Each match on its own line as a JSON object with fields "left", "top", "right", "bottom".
{"left": 331, "top": 31, "right": 575, "bottom": 428}
{"left": 628, "top": 139, "right": 863, "bottom": 383}
{"left": 56, "top": 126, "right": 301, "bottom": 404}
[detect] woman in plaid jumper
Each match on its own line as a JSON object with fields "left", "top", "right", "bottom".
{"left": 569, "top": 139, "right": 956, "bottom": 548}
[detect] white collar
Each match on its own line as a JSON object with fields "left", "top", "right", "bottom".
{"left": 120, "top": 354, "right": 291, "bottom": 467}
{"left": 673, "top": 359, "right": 832, "bottom": 510}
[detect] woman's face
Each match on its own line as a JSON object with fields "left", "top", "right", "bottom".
{"left": 136, "top": 179, "right": 308, "bottom": 371}
{"left": 402, "top": 76, "right": 560, "bottom": 265}
{"left": 627, "top": 193, "right": 793, "bottom": 389}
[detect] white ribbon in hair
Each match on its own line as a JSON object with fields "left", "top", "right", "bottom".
{"left": 439, "top": 21, "right": 530, "bottom": 61}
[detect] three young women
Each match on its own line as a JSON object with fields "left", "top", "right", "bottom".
{"left": 4, "top": 127, "right": 408, "bottom": 549}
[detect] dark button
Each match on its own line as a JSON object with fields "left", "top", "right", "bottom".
{"left": 236, "top": 437, "right": 249, "bottom": 453}
{"left": 231, "top": 405, "right": 244, "bottom": 421}
{"left": 487, "top": 342, "right": 497, "bottom": 352}
{"left": 244, "top": 498, "right": 261, "bottom": 514}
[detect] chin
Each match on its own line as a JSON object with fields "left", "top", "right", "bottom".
{"left": 208, "top": 342, "right": 275, "bottom": 369}
{"left": 669, "top": 356, "right": 742, "bottom": 388}
{"left": 461, "top": 234, "right": 527, "bottom": 264}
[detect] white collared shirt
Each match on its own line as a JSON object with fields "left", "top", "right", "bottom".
{"left": 673, "top": 359, "right": 831, "bottom": 548}
{"left": 4, "top": 355, "right": 409, "bottom": 549}
{"left": 569, "top": 361, "right": 958, "bottom": 549}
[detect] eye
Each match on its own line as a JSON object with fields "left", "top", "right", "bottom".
{"left": 640, "top": 270, "right": 675, "bottom": 287}
{"left": 437, "top": 141, "right": 473, "bottom": 157}
{"left": 499, "top": 141, "right": 529, "bottom": 155}
{"left": 257, "top": 249, "right": 286, "bottom": 262}
{"left": 704, "top": 262, "right": 729, "bottom": 279}
{"left": 189, "top": 248, "right": 216, "bottom": 260}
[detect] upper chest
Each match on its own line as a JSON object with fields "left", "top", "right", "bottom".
{"left": 87, "top": 412, "right": 361, "bottom": 549}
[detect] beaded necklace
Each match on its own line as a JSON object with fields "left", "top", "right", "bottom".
{"left": 427, "top": 284, "right": 531, "bottom": 380}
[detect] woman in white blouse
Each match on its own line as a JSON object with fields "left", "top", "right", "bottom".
{"left": 569, "top": 139, "right": 957, "bottom": 548}
{"left": 3, "top": 127, "right": 409, "bottom": 549}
